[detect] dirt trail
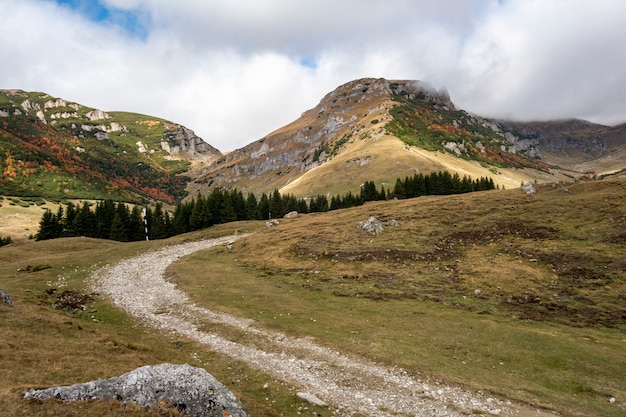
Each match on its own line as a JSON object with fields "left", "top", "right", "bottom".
{"left": 91, "top": 235, "right": 557, "bottom": 417}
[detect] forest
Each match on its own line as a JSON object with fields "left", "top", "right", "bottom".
{"left": 35, "top": 171, "right": 496, "bottom": 242}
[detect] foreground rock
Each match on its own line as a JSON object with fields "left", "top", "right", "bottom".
{"left": 24, "top": 363, "right": 249, "bottom": 417}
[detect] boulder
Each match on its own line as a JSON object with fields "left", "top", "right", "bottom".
{"left": 358, "top": 216, "right": 384, "bottom": 235}
{"left": 24, "top": 363, "right": 249, "bottom": 417}
{"left": 283, "top": 211, "right": 298, "bottom": 219}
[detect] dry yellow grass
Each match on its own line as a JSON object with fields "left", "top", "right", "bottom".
{"left": 1, "top": 181, "right": 625, "bottom": 417}
{"left": 170, "top": 179, "right": 626, "bottom": 417}
{"left": 0, "top": 198, "right": 56, "bottom": 241}
{"left": 0, "top": 223, "right": 315, "bottom": 417}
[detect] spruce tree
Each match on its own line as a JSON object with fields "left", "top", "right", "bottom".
{"left": 35, "top": 209, "right": 61, "bottom": 241}
{"left": 245, "top": 193, "right": 260, "bottom": 220}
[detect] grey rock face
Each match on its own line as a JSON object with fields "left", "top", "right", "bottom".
{"left": 24, "top": 363, "right": 249, "bottom": 417}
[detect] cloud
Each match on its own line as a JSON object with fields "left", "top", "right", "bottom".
{"left": 1, "top": 0, "right": 625, "bottom": 152}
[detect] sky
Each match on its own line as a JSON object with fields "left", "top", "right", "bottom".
{"left": 1, "top": 0, "right": 626, "bottom": 152}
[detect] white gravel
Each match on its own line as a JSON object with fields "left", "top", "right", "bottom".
{"left": 90, "top": 235, "right": 557, "bottom": 417}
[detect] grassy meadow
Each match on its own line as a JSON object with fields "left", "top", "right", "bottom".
{"left": 1, "top": 179, "right": 625, "bottom": 416}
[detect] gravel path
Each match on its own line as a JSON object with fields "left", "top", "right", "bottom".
{"left": 90, "top": 235, "right": 557, "bottom": 417}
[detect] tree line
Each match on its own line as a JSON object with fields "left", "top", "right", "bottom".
{"left": 35, "top": 171, "right": 496, "bottom": 242}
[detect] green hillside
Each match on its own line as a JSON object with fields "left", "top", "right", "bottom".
{"left": 0, "top": 90, "right": 190, "bottom": 203}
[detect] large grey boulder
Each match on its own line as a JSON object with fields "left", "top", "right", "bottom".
{"left": 24, "top": 363, "right": 249, "bottom": 417}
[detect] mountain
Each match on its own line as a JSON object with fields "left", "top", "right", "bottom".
{"left": 496, "top": 119, "right": 626, "bottom": 175}
{"left": 3, "top": 81, "right": 625, "bottom": 204}
{"left": 0, "top": 90, "right": 221, "bottom": 203}
{"left": 187, "top": 78, "right": 626, "bottom": 198}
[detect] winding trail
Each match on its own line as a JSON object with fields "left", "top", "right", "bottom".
{"left": 90, "top": 235, "right": 555, "bottom": 417}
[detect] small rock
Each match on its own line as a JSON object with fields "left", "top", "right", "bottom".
{"left": 358, "top": 216, "right": 384, "bottom": 235}
{"left": 522, "top": 182, "right": 536, "bottom": 196}
{"left": 265, "top": 219, "right": 280, "bottom": 228}
{"left": 0, "top": 288, "right": 12, "bottom": 306}
{"left": 296, "top": 392, "right": 327, "bottom": 407}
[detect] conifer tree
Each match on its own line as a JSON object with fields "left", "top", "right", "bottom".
{"left": 259, "top": 193, "right": 271, "bottom": 219}
{"left": 35, "top": 209, "right": 61, "bottom": 241}
{"left": 245, "top": 192, "right": 260, "bottom": 220}
{"left": 129, "top": 205, "right": 146, "bottom": 241}
{"left": 109, "top": 212, "right": 128, "bottom": 241}
{"left": 63, "top": 202, "right": 77, "bottom": 236}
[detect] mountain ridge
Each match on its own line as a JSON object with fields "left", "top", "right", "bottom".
{"left": 2, "top": 79, "right": 625, "bottom": 203}
{"left": 188, "top": 78, "right": 626, "bottom": 198}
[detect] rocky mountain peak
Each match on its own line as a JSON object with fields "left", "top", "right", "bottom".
{"left": 312, "top": 78, "right": 453, "bottom": 117}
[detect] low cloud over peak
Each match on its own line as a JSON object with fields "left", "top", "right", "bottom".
{"left": 2, "top": 0, "right": 625, "bottom": 151}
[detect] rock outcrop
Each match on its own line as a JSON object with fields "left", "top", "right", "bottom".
{"left": 164, "top": 125, "right": 221, "bottom": 160}
{"left": 358, "top": 216, "right": 384, "bottom": 235}
{"left": 24, "top": 363, "right": 249, "bottom": 417}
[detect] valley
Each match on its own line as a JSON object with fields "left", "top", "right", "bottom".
{"left": 1, "top": 78, "right": 625, "bottom": 416}
{"left": 1, "top": 180, "right": 625, "bottom": 416}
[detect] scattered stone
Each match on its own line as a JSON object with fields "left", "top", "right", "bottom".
{"left": 51, "top": 290, "right": 95, "bottom": 313}
{"left": 358, "top": 216, "right": 384, "bottom": 235}
{"left": 0, "top": 288, "right": 13, "bottom": 306}
{"left": 296, "top": 392, "right": 327, "bottom": 407}
{"left": 24, "top": 363, "right": 249, "bottom": 417}
{"left": 387, "top": 219, "right": 400, "bottom": 227}
{"left": 284, "top": 211, "right": 299, "bottom": 219}
{"left": 521, "top": 182, "right": 536, "bottom": 196}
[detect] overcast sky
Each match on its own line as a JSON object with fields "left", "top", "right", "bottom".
{"left": 2, "top": 0, "right": 625, "bottom": 151}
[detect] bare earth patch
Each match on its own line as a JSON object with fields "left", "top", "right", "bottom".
{"left": 90, "top": 235, "right": 557, "bottom": 417}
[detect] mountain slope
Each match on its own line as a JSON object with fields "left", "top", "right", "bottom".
{"left": 188, "top": 78, "right": 626, "bottom": 198}
{"left": 0, "top": 90, "right": 221, "bottom": 203}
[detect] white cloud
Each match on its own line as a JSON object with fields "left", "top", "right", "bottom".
{"left": 1, "top": 0, "right": 625, "bottom": 152}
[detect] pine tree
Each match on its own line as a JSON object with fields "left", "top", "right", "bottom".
{"left": 189, "top": 194, "right": 205, "bottom": 231}
{"left": 73, "top": 202, "right": 96, "bottom": 237}
{"left": 109, "top": 212, "right": 128, "bottom": 241}
{"left": 259, "top": 193, "right": 271, "bottom": 219}
{"left": 63, "top": 202, "right": 77, "bottom": 236}
{"left": 35, "top": 209, "right": 60, "bottom": 241}
{"left": 245, "top": 193, "right": 260, "bottom": 220}
{"left": 129, "top": 206, "right": 146, "bottom": 241}
{"left": 269, "top": 189, "right": 284, "bottom": 218}
{"left": 393, "top": 178, "right": 406, "bottom": 199}
{"left": 361, "top": 180, "right": 378, "bottom": 202}
{"left": 149, "top": 202, "right": 167, "bottom": 239}
{"left": 94, "top": 200, "right": 116, "bottom": 239}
